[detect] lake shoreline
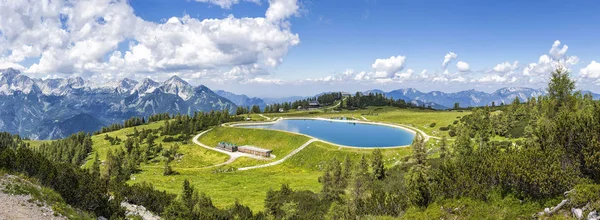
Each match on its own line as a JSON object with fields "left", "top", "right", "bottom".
{"left": 229, "top": 117, "right": 424, "bottom": 149}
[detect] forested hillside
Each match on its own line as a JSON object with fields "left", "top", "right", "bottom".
{"left": 261, "top": 67, "right": 600, "bottom": 219}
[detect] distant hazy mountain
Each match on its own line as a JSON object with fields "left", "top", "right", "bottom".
{"left": 367, "top": 87, "right": 599, "bottom": 109}
{"left": 0, "top": 68, "right": 236, "bottom": 140}
{"left": 214, "top": 90, "right": 268, "bottom": 109}
{"left": 582, "top": 90, "right": 600, "bottom": 99}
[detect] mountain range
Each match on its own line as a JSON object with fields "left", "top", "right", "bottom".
{"left": 0, "top": 68, "right": 235, "bottom": 140}
{"left": 367, "top": 87, "right": 600, "bottom": 109}
{"left": 1, "top": 68, "right": 599, "bottom": 139}
{"left": 214, "top": 90, "right": 268, "bottom": 109}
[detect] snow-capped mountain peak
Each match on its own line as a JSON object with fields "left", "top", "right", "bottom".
{"left": 132, "top": 78, "right": 159, "bottom": 95}
{"left": 0, "top": 68, "right": 21, "bottom": 82}
{"left": 161, "top": 75, "right": 194, "bottom": 100}
{"left": 114, "top": 78, "right": 139, "bottom": 93}
{"left": 0, "top": 69, "right": 41, "bottom": 95}
{"left": 65, "top": 77, "right": 86, "bottom": 89}
{"left": 10, "top": 75, "right": 41, "bottom": 94}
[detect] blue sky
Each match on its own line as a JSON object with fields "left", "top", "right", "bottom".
{"left": 2, "top": 0, "right": 600, "bottom": 97}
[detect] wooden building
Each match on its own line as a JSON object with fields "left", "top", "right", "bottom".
{"left": 216, "top": 142, "right": 238, "bottom": 152}
{"left": 308, "top": 101, "right": 320, "bottom": 110}
{"left": 238, "top": 145, "right": 273, "bottom": 157}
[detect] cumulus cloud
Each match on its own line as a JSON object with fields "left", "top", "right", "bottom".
{"left": 473, "top": 74, "right": 518, "bottom": 83}
{"left": 549, "top": 40, "right": 569, "bottom": 60}
{"left": 396, "top": 69, "right": 413, "bottom": 80}
{"left": 371, "top": 55, "right": 406, "bottom": 78}
{"left": 523, "top": 41, "right": 578, "bottom": 79}
{"left": 456, "top": 61, "right": 470, "bottom": 72}
{"left": 0, "top": 0, "right": 300, "bottom": 82}
{"left": 301, "top": 69, "right": 371, "bottom": 83}
{"left": 493, "top": 61, "right": 519, "bottom": 73}
{"left": 442, "top": 52, "right": 457, "bottom": 69}
{"left": 450, "top": 76, "right": 466, "bottom": 83}
{"left": 194, "top": 0, "right": 261, "bottom": 9}
{"left": 266, "top": 0, "right": 300, "bottom": 22}
{"left": 244, "top": 77, "right": 284, "bottom": 84}
{"left": 580, "top": 61, "right": 600, "bottom": 79}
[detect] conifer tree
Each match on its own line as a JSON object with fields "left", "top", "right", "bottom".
{"left": 371, "top": 149, "right": 385, "bottom": 180}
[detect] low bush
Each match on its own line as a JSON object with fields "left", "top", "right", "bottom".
{"left": 448, "top": 130, "right": 457, "bottom": 137}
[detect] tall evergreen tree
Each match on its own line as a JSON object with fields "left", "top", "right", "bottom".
{"left": 371, "top": 149, "right": 385, "bottom": 180}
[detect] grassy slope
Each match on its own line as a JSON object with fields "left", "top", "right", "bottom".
{"left": 133, "top": 125, "right": 415, "bottom": 211}
{"left": 198, "top": 126, "right": 310, "bottom": 160}
{"left": 364, "top": 108, "right": 468, "bottom": 136}
{"left": 83, "top": 121, "right": 229, "bottom": 170}
{"left": 24, "top": 107, "right": 471, "bottom": 212}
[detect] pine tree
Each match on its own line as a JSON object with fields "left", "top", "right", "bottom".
{"left": 547, "top": 66, "right": 575, "bottom": 109}
{"left": 163, "top": 160, "right": 174, "bottom": 176}
{"left": 91, "top": 152, "right": 101, "bottom": 177}
{"left": 439, "top": 136, "right": 449, "bottom": 160}
{"left": 343, "top": 156, "right": 353, "bottom": 188}
{"left": 182, "top": 179, "right": 197, "bottom": 216}
{"left": 405, "top": 133, "right": 431, "bottom": 207}
{"left": 371, "top": 149, "right": 385, "bottom": 180}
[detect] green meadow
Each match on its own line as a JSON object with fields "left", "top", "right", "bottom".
{"left": 26, "top": 107, "right": 469, "bottom": 211}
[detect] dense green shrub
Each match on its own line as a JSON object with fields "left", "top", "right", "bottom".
{"left": 568, "top": 183, "right": 600, "bottom": 210}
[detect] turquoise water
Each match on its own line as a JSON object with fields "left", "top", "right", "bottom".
{"left": 239, "top": 119, "right": 415, "bottom": 148}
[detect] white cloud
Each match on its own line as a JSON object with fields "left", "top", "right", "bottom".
{"left": 522, "top": 41, "right": 578, "bottom": 79}
{"left": 244, "top": 77, "right": 284, "bottom": 84}
{"left": 371, "top": 55, "right": 406, "bottom": 78}
{"left": 456, "top": 61, "right": 470, "bottom": 72}
{"left": 493, "top": 61, "right": 519, "bottom": 73}
{"left": 580, "top": 61, "right": 600, "bottom": 79}
{"left": 549, "top": 40, "right": 568, "bottom": 60}
{"left": 0, "top": 62, "right": 25, "bottom": 70}
{"left": 432, "top": 76, "right": 449, "bottom": 82}
{"left": 266, "top": 0, "right": 299, "bottom": 22}
{"left": 0, "top": 0, "right": 300, "bottom": 82}
{"left": 395, "top": 69, "right": 413, "bottom": 80}
{"left": 474, "top": 74, "right": 518, "bottom": 83}
{"left": 450, "top": 76, "right": 466, "bottom": 83}
{"left": 523, "top": 55, "right": 553, "bottom": 76}
{"left": 442, "top": 52, "right": 457, "bottom": 69}
{"left": 194, "top": 0, "right": 261, "bottom": 9}
{"left": 417, "top": 69, "right": 429, "bottom": 79}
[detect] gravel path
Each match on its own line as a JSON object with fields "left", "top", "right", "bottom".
{"left": 0, "top": 175, "right": 66, "bottom": 220}
{"left": 258, "top": 114, "right": 271, "bottom": 120}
